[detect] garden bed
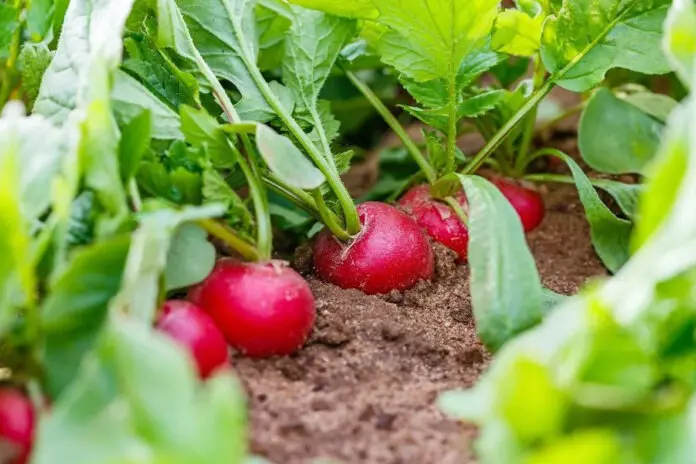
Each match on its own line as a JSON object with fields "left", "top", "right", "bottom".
{"left": 235, "top": 183, "right": 606, "bottom": 464}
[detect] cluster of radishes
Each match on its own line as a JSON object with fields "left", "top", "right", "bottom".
{"left": 315, "top": 179, "right": 544, "bottom": 291}
{"left": 156, "top": 259, "right": 316, "bottom": 379}
{"left": 156, "top": 178, "right": 544, "bottom": 381}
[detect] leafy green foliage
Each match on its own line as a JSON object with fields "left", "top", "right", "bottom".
{"left": 492, "top": 8, "right": 544, "bottom": 57}
{"left": 41, "top": 236, "right": 131, "bottom": 398}
{"left": 439, "top": 5, "right": 696, "bottom": 460}
{"left": 122, "top": 32, "right": 200, "bottom": 111}
{"left": 112, "top": 70, "right": 183, "bottom": 140}
{"left": 0, "top": 3, "right": 19, "bottom": 60}
{"left": 453, "top": 174, "right": 546, "bottom": 351}
{"left": 17, "top": 44, "right": 53, "bottom": 110}
{"left": 34, "top": 0, "right": 137, "bottom": 120}
{"left": 34, "top": 319, "right": 249, "bottom": 464}
{"left": 663, "top": 0, "right": 696, "bottom": 85}
{"left": 541, "top": 0, "right": 672, "bottom": 92}
{"left": 109, "top": 203, "right": 224, "bottom": 323}
{"left": 579, "top": 87, "right": 663, "bottom": 175}
{"left": 559, "top": 153, "right": 633, "bottom": 273}
{"left": 282, "top": 6, "right": 355, "bottom": 152}
{"left": 164, "top": 223, "right": 217, "bottom": 291}
{"left": 255, "top": 123, "right": 326, "bottom": 189}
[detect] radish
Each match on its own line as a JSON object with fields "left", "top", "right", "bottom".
{"left": 398, "top": 185, "right": 470, "bottom": 261}
{"left": 0, "top": 389, "right": 35, "bottom": 464}
{"left": 188, "top": 259, "right": 315, "bottom": 358}
{"left": 313, "top": 201, "right": 434, "bottom": 294}
{"left": 156, "top": 300, "right": 230, "bottom": 378}
{"left": 490, "top": 177, "right": 545, "bottom": 232}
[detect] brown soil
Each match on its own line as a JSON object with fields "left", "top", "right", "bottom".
{"left": 232, "top": 184, "right": 607, "bottom": 464}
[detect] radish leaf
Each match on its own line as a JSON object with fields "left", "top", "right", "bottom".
{"left": 34, "top": 319, "right": 249, "bottom": 463}
{"left": 255, "top": 123, "right": 325, "bottom": 190}
{"left": 579, "top": 87, "right": 663, "bottom": 175}
{"left": 457, "top": 174, "right": 545, "bottom": 351}
{"left": 108, "top": 203, "right": 225, "bottom": 323}
{"left": 164, "top": 223, "right": 216, "bottom": 291}
{"left": 663, "top": 0, "right": 696, "bottom": 85}
{"left": 41, "top": 236, "right": 131, "bottom": 398}
{"left": 541, "top": 0, "right": 671, "bottom": 92}
{"left": 111, "top": 70, "right": 182, "bottom": 141}
{"left": 34, "top": 0, "right": 136, "bottom": 121}
{"left": 558, "top": 153, "right": 633, "bottom": 273}
{"left": 282, "top": 7, "right": 355, "bottom": 153}
{"left": 492, "top": 8, "right": 544, "bottom": 57}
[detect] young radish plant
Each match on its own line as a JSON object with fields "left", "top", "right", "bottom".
{"left": 294, "top": 0, "right": 673, "bottom": 273}
{"left": 291, "top": 0, "right": 675, "bottom": 348}
{"left": 440, "top": 4, "right": 696, "bottom": 460}
{"left": 116, "top": 0, "right": 435, "bottom": 295}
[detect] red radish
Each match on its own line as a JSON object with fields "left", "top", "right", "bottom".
{"left": 0, "top": 389, "right": 35, "bottom": 464}
{"left": 313, "top": 201, "right": 434, "bottom": 294}
{"left": 490, "top": 177, "right": 545, "bottom": 232}
{"left": 398, "top": 185, "right": 470, "bottom": 261}
{"left": 156, "top": 300, "right": 230, "bottom": 378}
{"left": 188, "top": 259, "right": 315, "bottom": 358}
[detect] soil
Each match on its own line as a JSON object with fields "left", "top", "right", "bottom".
{"left": 232, "top": 183, "right": 608, "bottom": 464}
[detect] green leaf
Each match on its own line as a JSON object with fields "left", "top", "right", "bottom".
{"left": 255, "top": 124, "right": 325, "bottom": 190}
{"left": 492, "top": 9, "right": 544, "bottom": 57}
{"left": 591, "top": 179, "right": 642, "bottom": 221}
{"left": 119, "top": 110, "right": 152, "bottom": 182}
{"left": 157, "top": 0, "right": 274, "bottom": 122}
{"left": 458, "top": 90, "right": 507, "bottom": 118}
{"left": 622, "top": 90, "right": 678, "bottom": 122}
{"left": 256, "top": 0, "right": 293, "bottom": 71}
{"left": 79, "top": 68, "right": 130, "bottom": 234}
{"left": 403, "top": 90, "right": 505, "bottom": 132}
{"left": 632, "top": 99, "right": 690, "bottom": 250}
{"left": 164, "top": 223, "right": 216, "bottom": 291}
{"left": 559, "top": 153, "right": 633, "bottom": 272}
{"left": 17, "top": 43, "right": 54, "bottom": 111}
{"left": 25, "top": 0, "right": 54, "bottom": 41}
{"left": 66, "top": 191, "right": 99, "bottom": 248}
{"left": 112, "top": 70, "right": 183, "bottom": 140}
{"left": 579, "top": 87, "right": 663, "bottom": 175}
{"left": 138, "top": 155, "right": 203, "bottom": 206}
{"left": 180, "top": 105, "right": 232, "bottom": 168}
{"left": 541, "top": 0, "right": 671, "bottom": 92}
{"left": 663, "top": 0, "right": 696, "bottom": 87}
{"left": 287, "top": 0, "right": 378, "bottom": 19}
{"left": 0, "top": 104, "right": 65, "bottom": 221}
{"left": 108, "top": 203, "right": 225, "bottom": 323}
{"left": 455, "top": 174, "right": 545, "bottom": 351}
{"left": 33, "top": 318, "right": 249, "bottom": 463}
{"left": 122, "top": 33, "right": 200, "bottom": 110}
{"left": 283, "top": 7, "right": 356, "bottom": 152}
{"left": 41, "top": 235, "right": 131, "bottom": 398}
{"left": 34, "top": 0, "right": 137, "bottom": 121}
{"left": 202, "top": 168, "right": 254, "bottom": 232}
{"left": 0, "top": 4, "right": 19, "bottom": 60}
{"left": 0, "top": 113, "right": 33, "bottom": 337}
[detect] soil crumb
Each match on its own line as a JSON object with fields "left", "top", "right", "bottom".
{"left": 233, "top": 184, "right": 607, "bottom": 464}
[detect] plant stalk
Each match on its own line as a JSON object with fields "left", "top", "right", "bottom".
{"left": 463, "top": 79, "right": 554, "bottom": 175}
{"left": 514, "top": 55, "right": 547, "bottom": 175}
{"left": 198, "top": 219, "right": 260, "bottom": 262}
{"left": 445, "top": 69, "right": 458, "bottom": 174}
{"left": 312, "top": 190, "right": 352, "bottom": 241}
{"left": 343, "top": 69, "right": 437, "bottom": 184}
{"left": 243, "top": 59, "right": 360, "bottom": 236}
{"left": 231, "top": 143, "right": 273, "bottom": 261}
